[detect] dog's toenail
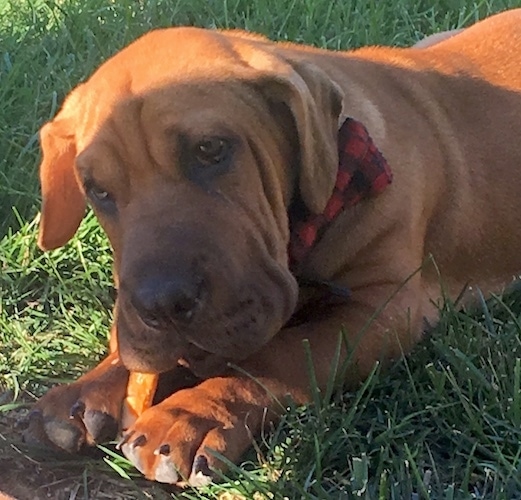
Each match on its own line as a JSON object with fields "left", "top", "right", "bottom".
{"left": 69, "top": 400, "right": 86, "bottom": 419}
{"left": 154, "top": 443, "right": 170, "bottom": 456}
{"left": 116, "top": 431, "right": 134, "bottom": 450}
{"left": 84, "top": 410, "right": 118, "bottom": 443}
{"left": 189, "top": 455, "right": 213, "bottom": 486}
{"left": 132, "top": 434, "right": 147, "bottom": 448}
{"left": 193, "top": 455, "right": 211, "bottom": 475}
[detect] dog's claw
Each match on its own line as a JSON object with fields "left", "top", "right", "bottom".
{"left": 193, "top": 455, "right": 211, "bottom": 475}
{"left": 69, "top": 400, "right": 86, "bottom": 419}
{"left": 189, "top": 455, "right": 213, "bottom": 486}
{"left": 154, "top": 443, "right": 171, "bottom": 456}
{"left": 83, "top": 409, "right": 118, "bottom": 443}
{"left": 116, "top": 431, "right": 134, "bottom": 450}
{"left": 132, "top": 434, "right": 147, "bottom": 448}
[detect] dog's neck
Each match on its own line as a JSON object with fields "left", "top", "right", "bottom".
{"left": 288, "top": 118, "right": 393, "bottom": 273}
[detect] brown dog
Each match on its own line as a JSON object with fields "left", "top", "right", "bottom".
{"left": 23, "top": 9, "right": 521, "bottom": 485}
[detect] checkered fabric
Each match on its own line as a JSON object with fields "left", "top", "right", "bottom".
{"left": 289, "top": 117, "right": 393, "bottom": 271}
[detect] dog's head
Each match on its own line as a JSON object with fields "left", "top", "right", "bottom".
{"left": 38, "top": 28, "right": 343, "bottom": 376}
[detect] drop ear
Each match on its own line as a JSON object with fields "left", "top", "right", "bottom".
{"left": 253, "top": 57, "right": 344, "bottom": 213}
{"left": 38, "top": 91, "right": 86, "bottom": 251}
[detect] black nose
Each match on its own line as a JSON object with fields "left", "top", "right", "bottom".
{"left": 130, "top": 273, "right": 203, "bottom": 328}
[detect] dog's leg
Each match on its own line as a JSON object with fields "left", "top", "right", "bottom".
{"left": 119, "top": 279, "right": 424, "bottom": 485}
{"left": 20, "top": 350, "right": 128, "bottom": 452}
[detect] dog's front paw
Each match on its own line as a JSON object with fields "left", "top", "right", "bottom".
{"left": 19, "top": 354, "right": 128, "bottom": 453}
{"left": 119, "top": 377, "right": 268, "bottom": 486}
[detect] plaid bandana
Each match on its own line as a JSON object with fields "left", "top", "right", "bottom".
{"left": 288, "top": 117, "right": 393, "bottom": 272}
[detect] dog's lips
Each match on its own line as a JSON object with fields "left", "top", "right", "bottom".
{"left": 116, "top": 302, "right": 231, "bottom": 375}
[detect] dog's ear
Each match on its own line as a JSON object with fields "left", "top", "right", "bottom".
{"left": 38, "top": 88, "right": 86, "bottom": 251}
{"left": 252, "top": 57, "right": 344, "bottom": 213}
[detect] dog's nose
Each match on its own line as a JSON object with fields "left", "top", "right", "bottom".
{"left": 131, "top": 274, "right": 202, "bottom": 327}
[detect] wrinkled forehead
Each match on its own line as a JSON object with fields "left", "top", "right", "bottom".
{"left": 77, "top": 78, "right": 266, "bottom": 154}
{"left": 139, "top": 81, "right": 264, "bottom": 132}
{"left": 73, "top": 77, "right": 282, "bottom": 191}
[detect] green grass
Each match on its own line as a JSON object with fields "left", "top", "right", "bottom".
{"left": 2, "top": 0, "right": 521, "bottom": 498}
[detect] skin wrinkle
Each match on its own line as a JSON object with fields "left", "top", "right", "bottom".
{"left": 209, "top": 89, "right": 296, "bottom": 266}
{"left": 226, "top": 79, "right": 296, "bottom": 206}
{"left": 187, "top": 290, "right": 272, "bottom": 353}
{"left": 133, "top": 96, "right": 162, "bottom": 184}
{"left": 246, "top": 137, "right": 291, "bottom": 261}
{"left": 77, "top": 108, "right": 149, "bottom": 214}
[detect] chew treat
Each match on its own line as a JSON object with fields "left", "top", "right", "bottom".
{"left": 121, "top": 372, "right": 158, "bottom": 430}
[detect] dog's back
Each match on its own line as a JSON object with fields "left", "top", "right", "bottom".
{"left": 421, "top": 8, "right": 521, "bottom": 89}
{"left": 278, "top": 9, "right": 521, "bottom": 301}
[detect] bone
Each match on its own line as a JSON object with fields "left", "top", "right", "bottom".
{"left": 121, "top": 371, "right": 159, "bottom": 430}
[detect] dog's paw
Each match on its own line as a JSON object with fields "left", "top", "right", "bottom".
{"left": 19, "top": 359, "right": 128, "bottom": 453}
{"left": 118, "top": 379, "right": 266, "bottom": 485}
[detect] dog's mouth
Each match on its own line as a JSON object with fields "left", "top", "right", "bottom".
{"left": 115, "top": 298, "right": 241, "bottom": 377}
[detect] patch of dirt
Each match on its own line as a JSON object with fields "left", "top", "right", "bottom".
{"left": 0, "top": 398, "right": 172, "bottom": 500}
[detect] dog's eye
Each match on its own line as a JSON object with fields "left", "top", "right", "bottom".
{"left": 90, "top": 187, "right": 109, "bottom": 202}
{"left": 194, "top": 138, "right": 230, "bottom": 166}
{"left": 86, "top": 183, "right": 117, "bottom": 213}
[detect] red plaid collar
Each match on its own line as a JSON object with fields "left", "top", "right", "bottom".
{"left": 288, "top": 117, "right": 392, "bottom": 272}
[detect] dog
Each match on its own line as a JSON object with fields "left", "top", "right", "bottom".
{"left": 21, "top": 9, "right": 521, "bottom": 485}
